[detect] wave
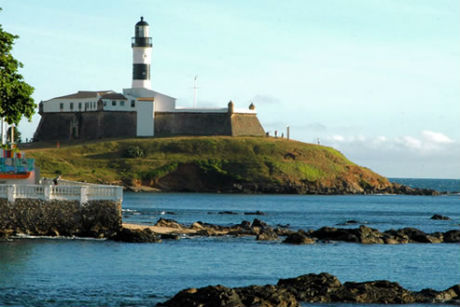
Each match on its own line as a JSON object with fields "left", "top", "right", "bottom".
{"left": 122, "top": 208, "right": 138, "bottom": 212}
{"left": 11, "top": 233, "right": 106, "bottom": 241}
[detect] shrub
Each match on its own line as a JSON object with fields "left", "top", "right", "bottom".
{"left": 124, "top": 145, "right": 144, "bottom": 158}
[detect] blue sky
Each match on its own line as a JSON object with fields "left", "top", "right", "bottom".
{"left": 1, "top": 0, "right": 459, "bottom": 178}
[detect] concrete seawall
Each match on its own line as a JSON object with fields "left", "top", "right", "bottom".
{"left": 0, "top": 199, "right": 122, "bottom": 238}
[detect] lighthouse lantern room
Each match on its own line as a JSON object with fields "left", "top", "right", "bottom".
{"left": 132, "top": 17, "right": 153, "bottom": 89}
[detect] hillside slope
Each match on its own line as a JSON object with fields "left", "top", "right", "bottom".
{"left": 24, "top": 137, "right": 429, "bottom": 194}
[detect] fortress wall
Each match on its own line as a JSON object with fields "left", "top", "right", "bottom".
{"left": 230, "top": 114, "right": 265, "bottom": 136}
{"left": 33, "top": 113, "right": 75, "bottom": 141}
{"left": 0, "top": 199, "right": 122, "bottom": 238}
{"left": 34, "top": 112, "right": 137, "bottom": 141}
{"left": 154, "top": 112, "right": 232, "bottom": 137}
{"left": 98, "top": 112, "right": 137, "bottom": 138}
{"left": 34, "top": 111, "right": 265, "bottom": 140}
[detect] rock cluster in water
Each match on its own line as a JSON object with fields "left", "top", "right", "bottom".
{"left": 113, "top": 218, "right": 460, "bottom": 245}
{"left": 157, "top": 272, "right": 460, "bottom": 306}
{"left": 283, "top": 225, "right": 460, "bottom": 244}
{"left": 431, "top": 214, "right": 451, "bottom": 220}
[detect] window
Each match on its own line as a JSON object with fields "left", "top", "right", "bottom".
{"left": 78, "top": 103, "right": 82, "bottom": 110}
{"left": 131, "top": 100, "right": 135, "bottom": 108}
{"left": 103, "top": 101, "right": 107, "bottom": 107}
{"left": 120, "top": 101, "right": 125, "bottom": 106}
{"left": 70, "top": 102, "right": 74, "bottom": 110}
{"left": 60, "top": 103, "right": 63, "bottom": 110}
{"left": 112, "top": 100, "right": 116, "bottom": 106}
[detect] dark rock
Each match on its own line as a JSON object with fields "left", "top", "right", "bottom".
{"left": 277, "top": 272, "right": 342, "bottom": 302}
{"left": 443, "top": 230, "right": 460, "bottom": 243}
{"left": 384, "top": 227, "right": 431, "bottom": 243}
{"left": 157, "top": 285, "right": 242, "bottom": 307}
{"left": 274, "top": 227, "right": 295, "bottom": 236}
{"left": 414, "top": 285, "right": 460, "bottom": 304}
{"left": 414, "top": 288, "right": 442, "bottom": 302}
{"left": 256, "top": 228, "right": 279, "bottom": 241}
{"left": 236, "top": 285, "right": 299, "bottom": 307}
{"left": 339, "top": 280, "right": 415, "bottom": 304}
{"left": 433, "top": 284, "right": 460, "bottom": 304}
{"left": 111, "top": 228, "right": 161, "bottom": 243}
{"left": 157, "top": 284, "right": 299, "bottom": 307}
{"left": 389, "top": 183, "right": 439, "bottom": 196}
{"left": 283, "top": 231, "right": 315, "bottom": 245}
{"left": 239, "top": 220, "right": 251, "bottom": 229}
{"left": 251, "top": 218, "right": 268, "bottom": 228}
{"left": 311, "top": 225, "right": 384, "bottom": 244}
{"left": 218, "top": 211, "right": 238, "bottom": 215}
{"left": 159, "top": 272, "right": 460, "bottom": 306}
{"left": 155, "top": 218, "right": 183, "bottom": 229}
{"left": 244, "top": 210, "right": 265, "bottom": 216}
{"left": 431, "top": 214, "right": 451, "bottom": 220}
{"left": 160, "top": 233, "right": 180, "bottom": 240}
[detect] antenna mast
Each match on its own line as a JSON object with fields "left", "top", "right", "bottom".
{"left": 193, "top": 75, "right": 198, "bottom": 108}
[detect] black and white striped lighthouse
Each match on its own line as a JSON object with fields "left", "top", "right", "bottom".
{"left": 131, "top": 17, "right": 153, "bottom": 89}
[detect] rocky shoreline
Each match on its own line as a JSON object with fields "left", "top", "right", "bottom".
{"left": 157, "top": 272, "right": 460, "bottom": 306}
{"left": 112, "top": 218, "right": 460, "bottom": 244}
{"left": 127, "top": 181, "right": 439, "bottom": 195}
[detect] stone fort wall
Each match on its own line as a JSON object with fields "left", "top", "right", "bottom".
{"left": 34, "top": 111, "right": 265, "bottom": 141}
{"left": 34, "top": 111, "right": 137, "bottom": 141}
{"left": 154, "top": 112, "right": 265, "bottom": 137}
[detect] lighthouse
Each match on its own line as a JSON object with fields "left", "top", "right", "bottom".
{"left": 131, "top": 17, "right": 152, "bottom": 89}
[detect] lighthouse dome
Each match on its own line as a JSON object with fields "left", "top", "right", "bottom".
{"left": 136, "top": 17, "right": 149, "bottom": 26}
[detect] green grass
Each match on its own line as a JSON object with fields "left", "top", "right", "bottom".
{"left": 24, "top": 136, "right": 387, "bottom": 188}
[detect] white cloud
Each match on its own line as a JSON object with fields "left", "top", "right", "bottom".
{"left": 325, "top": 131, "right": 455, "bottom": 154}
{"left": 398, "top": 136, "right": 422, "bottom": 150}
{"left": 331, "top": 135, "right": 345, "bottom": 142}
{"left": 319, "top": 130, "right": 460, "bottom": 178}
{"left": 421, "top": 130, "right": 454, "bottom": 144}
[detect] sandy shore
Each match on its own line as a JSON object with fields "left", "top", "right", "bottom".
{"left": 122, "top": 221, "right": 232, "bottom": 236}
{"left": 122, "top": 223, "right": 195, "bottom": 234}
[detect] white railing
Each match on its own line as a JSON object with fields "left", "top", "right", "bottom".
{"left": 0, "top": 184, "right": 123, "bottom": 205}
{"left": 39, "top": 178, "right": 104, "bottom": 186}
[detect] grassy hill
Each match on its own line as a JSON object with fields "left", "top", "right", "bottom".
{"left": 24, "top": 136, "right": 393, "bottom": 194}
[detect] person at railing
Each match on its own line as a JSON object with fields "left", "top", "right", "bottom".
{"left": 53, "top": 175, "right": 61, "bottom": 185}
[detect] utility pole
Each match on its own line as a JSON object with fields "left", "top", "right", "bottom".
{"left": 286, "top": 126, "right": 290, "bottom": 140}
{"left": 1, "top": 118, "right": 4, "bottom": 146}
{"left": 193, "top": 75, "right": 198, "bottom": 108}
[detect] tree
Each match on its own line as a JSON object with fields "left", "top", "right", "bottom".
{"left": 7, "top": 126, "right": 21, "bottom": 143}
{"left": 0, "top": 8, "right": 36, "bottom": 127}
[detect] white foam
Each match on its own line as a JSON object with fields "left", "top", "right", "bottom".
{"left": 11, "top": 233, "right": 106, "bottom": 241}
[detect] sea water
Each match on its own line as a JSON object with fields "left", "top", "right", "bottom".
{"left": 0, "top": 179, "right": 459, "bottom": 307}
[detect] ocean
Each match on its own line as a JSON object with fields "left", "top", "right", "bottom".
{"left": 0, "top": 178, "right": 459, "bottom": 307}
